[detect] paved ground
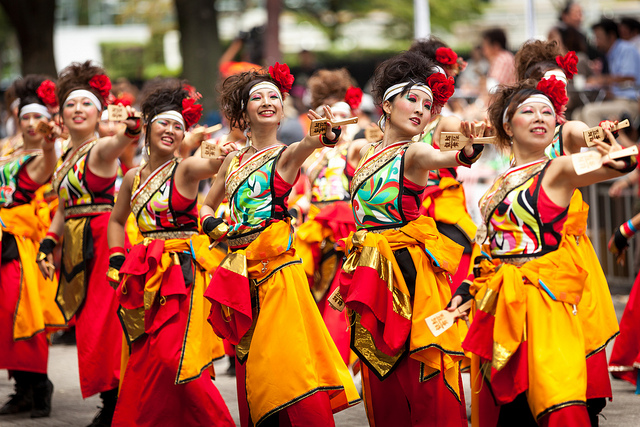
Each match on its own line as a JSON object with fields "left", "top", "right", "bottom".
{"left": 1, "top": 296, "right": 638, "bottom": 426}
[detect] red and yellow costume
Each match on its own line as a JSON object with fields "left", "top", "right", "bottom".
{"left": 205, "top": 145, "right": 360, "bottom": 426}
{"left": 546, "top": 125, "right": 619, "bottom": 406}
{"left": 464, "top": 159, "right": 591, "bottom": 425}
{"left": 609, "top": 272, "right": 640, "bottom": 392}
{"left": 51, "top": 137, "right": 122, "bottom": 398}
{"left": 0, "top": 151, "right": 65, "bottom": 373}
{"left": 295, "top": 144, "right": 356, "bottom": 364}
{"left": 339, "top": 141, "right": 468, "bottom": 426}
{"left": 112, "top": 159, "right": 233, "bottom": 426}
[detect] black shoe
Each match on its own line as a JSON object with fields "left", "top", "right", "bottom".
{"left": 0, "top": 382, "right": 33, "bottom": 415}
{"left": 225, "top": 355, "right": 236, "bottom": 377}
{"left": 87, "top": 388, "right": 117, "bottom": 427}
{"left": 87, "top": 406, "right": 115, "bottom": 427}
{"left": 31, "top": 378, "right": 53, "bottom": 418}
{"left": 51, "top": 326, "right": 76, "bottom": 345}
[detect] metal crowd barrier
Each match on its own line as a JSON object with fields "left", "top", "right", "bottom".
{"left": 582, "top": 181, "right": 637, "bottom": 294}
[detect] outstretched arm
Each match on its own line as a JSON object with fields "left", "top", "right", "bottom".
{"left": 277, "top": 107, "right": 340, "bottom": 184}
{"left": 544, "top": 129, "right": 638, "bottom": 208}
{"left": 93, "top": 106, "right": 141, "bottom": 167}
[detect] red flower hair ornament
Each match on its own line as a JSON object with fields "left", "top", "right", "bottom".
{"left": 435, "top": 47, "right": 458, "bottom": 66}
{"left": 182, "top": 97, "right": 203, "bottom": 128}
{"left": 555, "top": 51, "right": 578, "bottom": 80}
{"left": 345, "top": 86, "right": 363, "bottom": 111}
{"left": 89, "top": 74, "right": 112, "bottom": 103}
{"left": 426, "top": 73, "right": 455, "bottom": 106}
{"left": 114, "top": 92, "right": 135, "bottom": 107}
{"left": 183, "top": 84, "right": 202, "bottom": 101}
{"left": 268, "top": 62, "right": 294, "bottom": 94}
{"left": 36, "top": 80, "right": 58, "bottom": 109}
{"left": 536, "top": 75, "right": 568, "bottom": 123}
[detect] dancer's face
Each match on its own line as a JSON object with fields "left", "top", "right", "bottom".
{"left": 244, "top": 88, "right": 283, "bottom": 129}
{"left": 383, "top": 89, "right": 432, "bottom": 138}
{"left": 62, "top": 97, "right": 100, "bottom": 135}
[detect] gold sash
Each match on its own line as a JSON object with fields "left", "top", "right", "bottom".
{"left": 130, "top": 159, "right": 177, "bottom": 220}
{"left": 225, "top": 145, "right": 284, "bottom": 201}
{"left": 350, "top": 141, "right": 411, "bottom": 198}
{"left": 56, "top": 216, "right": 91, "bottom": 321}
{"left": 475, "top": 159, "right": 549, "bottom": 244}
{"left": 51, "top": 137, "right": 97, "bottom": 193}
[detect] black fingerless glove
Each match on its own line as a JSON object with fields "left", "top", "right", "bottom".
{"left": 456, "top": 143, "right": 484, "bottom": 167}
{"left": 609, "top": 227, "right": 630, "bottom": 255}
{"left": 110, "top": 254, "right": 125, "bottom": 271}
{"left": 106, "top": 254, "right": 126, "bottom": 288}
{"left": 37, "top": 237, "right": 57, "bottom": 262}
{"left": 447, "top": 280, "right": 473, "bottom": 308}
{"left": 605, "top": 154, "right": 638, "bottom": 174}
{"left": 203, "top": 216, "right": 229, "bottom": 241}
{"left": 321, "top": 126, "right": 342, "bottom": 147}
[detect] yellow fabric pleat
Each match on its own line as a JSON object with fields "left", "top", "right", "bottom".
{"left": 119, "top": 235, "right": 224, "bottom": 384}
{"left": 1, "top": 202, "right": 66, "bottom": 340}
{"left": 424, "top": 176, "right": 477, "bottom": 240}
{"left": 470, "top": 236, "right": 588, "bottom": 419}
{"left": 343, "top": 216, "right": 466, "bottom": 398}
{"left": 564, "top": 190, "right": 619, "bottom": 356}
{"left": 221, "top": 220, "right": 360, "bottom": 424}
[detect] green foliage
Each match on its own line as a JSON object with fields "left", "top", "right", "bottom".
{"left": 286, "top": 0, "right": 484, "bottom": 42}
{"left": 101, "top": 34, "right": 176, "bottom": 81}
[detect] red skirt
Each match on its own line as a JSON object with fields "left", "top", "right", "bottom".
{"left": 0, "top": 259, "right": 48, "bottom": 373}
{"left": 112, "top": 265, "right": 234, "bottom": 427}
{"left": 609, "top": 271, "right": 640, "bottom": 386}
{"left": 361, "top": 354, "right": 467, "bottom": 427}
{"left": 74, "top": 213, "right": 122, "bottom": 397}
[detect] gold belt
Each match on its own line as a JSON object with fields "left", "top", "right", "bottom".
{"left": 368, "top": 225, "right": 404, "bottom": 234}
{"left": 227, "top": 229, "right": 263, "bottom": 248}
{"left": 64, "top": 203, "right": 113, "bottom": 218}
{"left": 498, "top": 255, "right": 541, "bottom": 267}
{"left": 140, "top": 230, "right": 198, "bottom": 240}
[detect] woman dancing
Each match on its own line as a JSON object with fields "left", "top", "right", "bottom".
{"left": 107, "top": 80, "right": 234, "bottom": 426}
{"left": 36, "top": 61, "right": 140, "bottom": 425}
{"left": 0, "top": 75, "right": 64, "bottom": 418}
{"left": 456, "top": 79, "right": 636, "bottom": 426}
{"left": 513, "top": 39, "right": 620, "bottom": 424}
{"left": 201, "top": 63, "right": 360, "bottom": 426}
{"left": 338, "top": 50, "right": 484, "bottom": 426}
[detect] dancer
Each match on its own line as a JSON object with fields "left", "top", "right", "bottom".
{"left": 201, "top": 63, "right": 360, "bottom": 426}
{"left": 513, "top": 39, "right": 620, "bottom": 424}
{"left": 107, "top": 80, "right": 234, "bottom": 426}
{"left": 0, "top": 75, "right": 64, "bottom": 418}
{"left": 457, "top": 79, "right": 636, "bottom": 425}
{"left": 608, "top": 215, "right": 640, "bottom": 394}
{"left": 338, "top": 51, "right": 483, "bottom": 426}
{"left": 35, "top": 61, "right": 139, "bottom": 426}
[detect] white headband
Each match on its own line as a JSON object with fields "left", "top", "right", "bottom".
{"left": 248, "top": 81, "right": 283, "bottom": 105}
{"left": 100, "top": 109, "right": 109, "bottom": 121}
{"left": 379, "top": 81, "right": 434, "bottom": 131}
{"left": 65, "top": 90, "right": 102, "bottom": 112}
{"left": 330, "top": 101, "right": 351, "bottom": 116}
{"left": 10, "top": 98, "right": 20, "bottom": 111}
{"left": 150, "top": 110, "right": 185, "bottom": 129}
{"left": 383, "top": 82, "right": 433, "bottom": 102}
{"left": 543, "top": 70, "right": 568, "bottom": 85}
{"left": 19, "top": 103, "right": 51, "bottom": 120}
{"left": 502, "top": 94, "right": 556, "bottom": 124}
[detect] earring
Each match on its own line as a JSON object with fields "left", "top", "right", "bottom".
{"left": 244, "top": 127, "right": 252, "bottom": 147}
